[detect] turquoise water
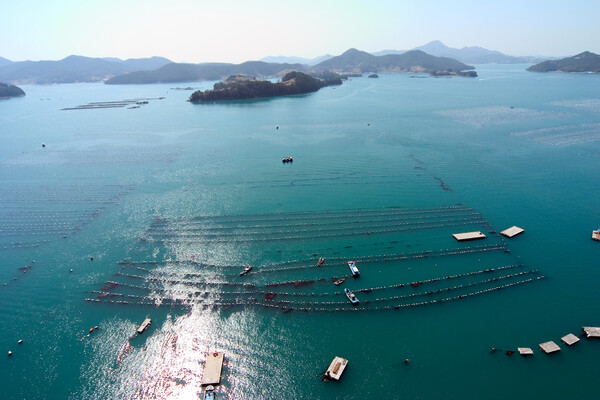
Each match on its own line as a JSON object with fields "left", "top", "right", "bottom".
{"left": 1, "top": 65, "right": 599, "bottom": 399}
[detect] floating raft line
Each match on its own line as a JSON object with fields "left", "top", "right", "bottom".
{"left": 90, "top": 273, "right": 544, "bottom": 311}
{"left": 114, "top": 244, "right": 507, "bottom": 276}
{"left": 153, "top": 205, "right": 476, "bottom": 224}
{"left": 103, "top": 264, "right": 525, "bottom": 298}
{"left": 86, "top": 275, "right": 543, "bottom": 311}
{"left": 149, "top": 219, "right": 489, "bottom": 244}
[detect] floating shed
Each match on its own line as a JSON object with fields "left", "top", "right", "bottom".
{"left": 592, "top": 230, "right": 600, "bottom": 241}
{"left": 561, "top": 333, "right": 580, "bottom": 346}
{"left": 452, "top": 231, "right": 486, "bottom": 241}
{"left": 518, "top": 347, "right": 534, "bottom": 356}
{"left": 202, "top": 352, "right": 224, "bottom": 385}
{"left": 324, "top": 356, "right": 348, "bottom": 381}
{"left": 501, "top": 226, "right": 524, "bottom": 238}
{"left": 539, "top": 341, "right": 561, "bottom": 354}
{"left": 582, "top": 327, "right": 600, "bottom": 338}
{"left": 137, "top": 318, "right": 151, "bottom": 334}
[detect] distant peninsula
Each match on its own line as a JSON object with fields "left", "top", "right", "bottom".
{"left": 189, "top": 72, "right": 342, "bottom": 102}
{"left": 0, "top": 82, "right": 25, "bottom": 98}
{"left": 527, "top": 51, "right": 600, "bottom": 73}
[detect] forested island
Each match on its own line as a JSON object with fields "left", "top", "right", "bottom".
{"left": 527, "top": 51, "right": 600, "bottom": 73}
{"left": 0, "top": 82, "right": 25, "bottom": 98}
{"left": 189, "top": 71, "right": 342, "bottom": 102}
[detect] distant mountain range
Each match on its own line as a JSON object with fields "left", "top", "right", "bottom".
{"left": 527, "top": 51, "right": 600, "bottom": 73}
{"left": 263, "top": 41, "right": 545, "bottom": 66}
{"left": 0, "top": 41, "right": 560, "bottom": 85}
{"left": 0, "top": 55, "right": 172, "bottom": 84}
{"left": 104, "top": 61, "right": 310, "bottom": 84}
{"left": 312, "top": 48, "right": 474, "bottom": 75}
{"left": 372, "top": 40, "right": 545, "bottom": 64}
{"left": 106, "top": 49, "right": 475, "bottom": 85}
{"left": 260, "top": 54, "right": 333, "bottom": 65}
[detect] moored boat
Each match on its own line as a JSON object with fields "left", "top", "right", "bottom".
{"left": 333, "top": 277, "right": 346, "bottom": 286}
{"left": 347, "top": 261, "right": 360, "bottom": 277}
{"left": 592, "top": 228, "right": 600, "bottom": 241}
{"left": 240, "top": 265, "right": 252, "bottom": 276}
{"left": 204, "top": 385, "right": 214, "bottom": 400}
{"left": 317, "top": 257, "right": 324, "bottom": 266}
{"left": 345, "top": 288, "right": 359, "bottom": 305}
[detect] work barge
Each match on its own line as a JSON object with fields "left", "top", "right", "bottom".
{"left": 202, "top": 351, "right": 224, "bottom": 385}
{"left": 324, "top": 356, "right": 348, "bottom": 381}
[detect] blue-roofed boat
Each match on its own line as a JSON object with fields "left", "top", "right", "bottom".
{"left": 347, "top": 261, "right": 360, "bottom": 277}
{"left": 204, "top": 385, "right": 214, "bottom": 400}
{"left": 345, "top": 288, "right": 359, "bottom": 305}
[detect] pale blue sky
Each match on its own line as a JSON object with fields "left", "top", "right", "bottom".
{"left": 1, "top": 0, "right": 599, "bottom": 62}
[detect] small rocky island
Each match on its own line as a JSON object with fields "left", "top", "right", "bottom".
{"left": 189, "top": 71, "right": 342, "bottom": 102}
{"left": 527, "top": 51, "right": 600, "bottom": 73}
{"left": 0, "top": 82, "right": 25, "bottom": 98}
{"left": 368, "top": 74, "right": 379, "bottom": 78}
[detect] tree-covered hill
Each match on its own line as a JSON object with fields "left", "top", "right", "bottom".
{"left": 527, "top": 51, "right": 600, "bottom": 73}
{"left": 189, "top": 71, "right": 341, "bottom": 102}
{"left": 0, "top": 82, "right": 25, "bottom": 98}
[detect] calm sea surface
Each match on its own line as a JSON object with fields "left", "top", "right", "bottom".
{"left": 1, "top": 65, "right": 599, "bottom": 399}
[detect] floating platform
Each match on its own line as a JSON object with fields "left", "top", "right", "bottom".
{"left": 137, "top": 318, "right": 151, "bottom": 334}
{"left": 501, "top": 226, "right": 524, "bottom": 238}
{"left": 324, "top": 356, "right": 348, "bottom": 381}
{"left": 582, "top": 326, "right": 600, "bottom": 338}
{"left": 561, "top": 333, "right": 580, "bottom": 346}
{"left": 592, "top": 230, "right": 600, "bottom": 241}
{"left": 452, "top": 231, "right": 486, "bottom": 241}
{"left": 202, "top": 352, "right": 224, "bottom": 385}
{"left": 539, "top": 341, "right": 560, "bottom": 353}
{"left": 518, "top": 347, "right": 534, "bottom": 356}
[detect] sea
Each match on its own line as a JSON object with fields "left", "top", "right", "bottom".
{"left": 1, "top": 65, "right": 599, "bottom": 400}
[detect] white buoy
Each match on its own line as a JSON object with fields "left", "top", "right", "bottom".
{"left": 70, "top": 269, "right": 73, "bottom": 273}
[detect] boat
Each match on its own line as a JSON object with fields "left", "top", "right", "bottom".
{"left": 333, "top": 277, "right": 345, "bottom": 286}
{"left": 204, "top": 385, "right": 214, "bottom": 400}
{"left": 282, "top": 156, "right": 294, "bottom": 163}
{"left": 592, "top": 229, "right": 600, "bottom": 241}
{"left": 345, "top": 288, "right": 359, "bottom": 305}
{"left": 137, "top": 318, "right": 151, "bottom": 334}
{"left": 347, "top": 261, "right": 360, "bottom": 277}
{"left": 240, "top": 265, "right": 252, "bottom": 276}
{"left": 324, "top": 356, "right": 348, "bottom": 381}
{"left": 317, "top": 257, "right": 324, "bottom": 266}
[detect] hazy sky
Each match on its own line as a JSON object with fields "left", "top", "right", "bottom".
{"left": 2, "top": 0, "right": 599, "bottom": 62}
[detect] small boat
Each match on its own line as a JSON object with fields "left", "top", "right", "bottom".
{"left": 137, "top": 318, "right": 151, "bottom": 334}
{"left": 240, "top": 265, "right": 252, "bottom": 276}
{"left": 345, "top": 288, "right": 359, "bottom": 305}
{"left": 204, "top": 385, "right": 215, "bottom": 400}
{"left": 347, "top": 261, "right": 360, "bottom": 277}
{"left": 282, "top": 156, "right": 294, "bottom": 163}
{"left": 592, "top": 229, "right": 600, "bottom": 241}
{"left": 333, "top": 277, "right": 346, "bottom": 286}
{"left": 317, "top": 257, "right": 324, "bottom": 266}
